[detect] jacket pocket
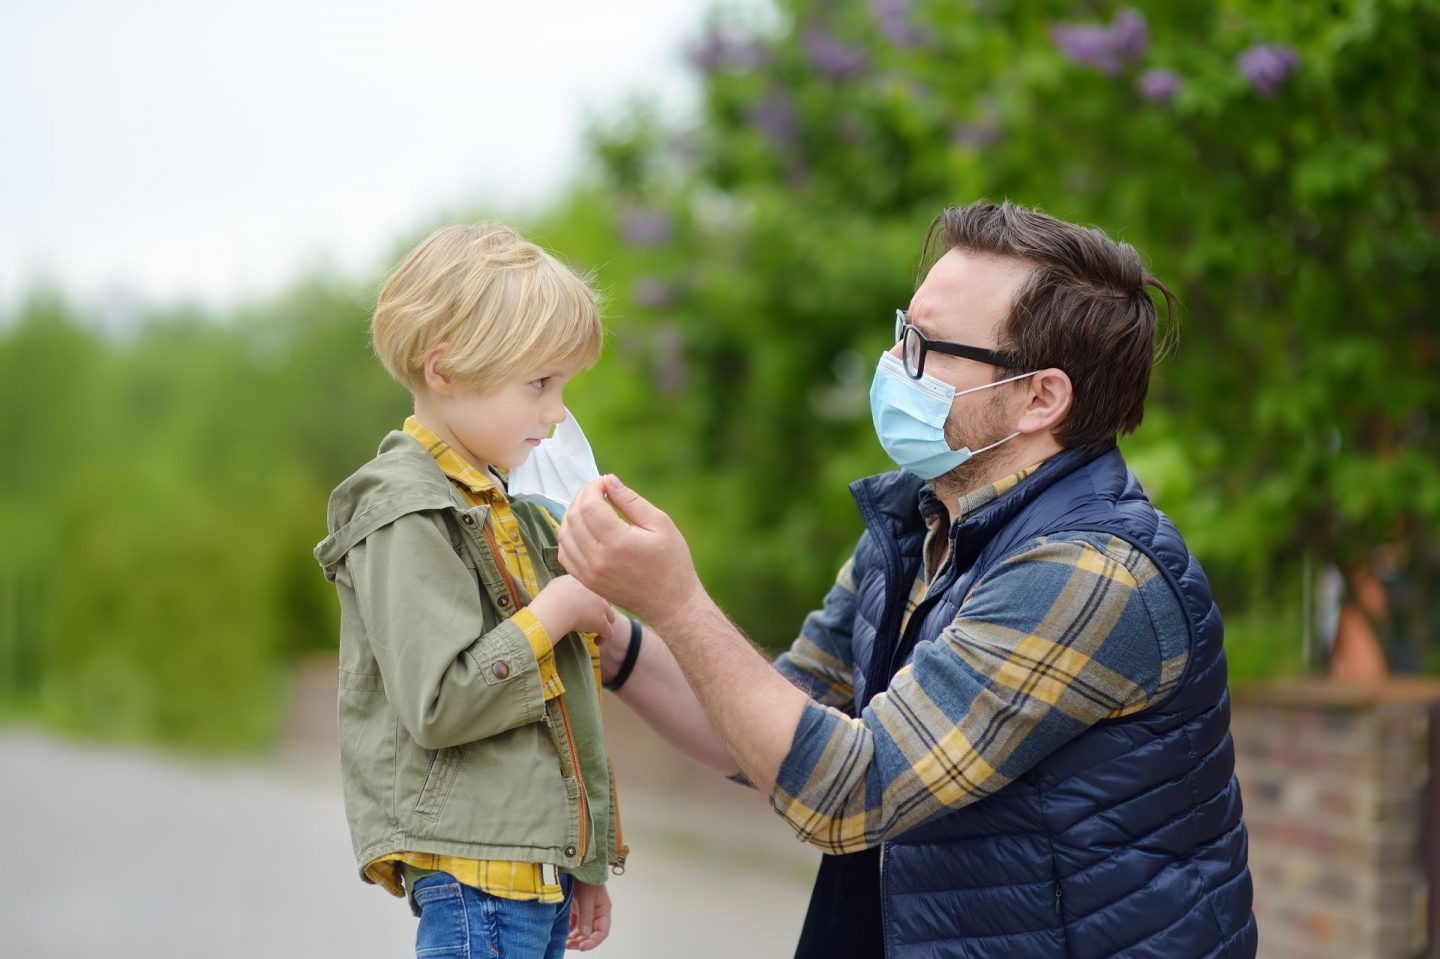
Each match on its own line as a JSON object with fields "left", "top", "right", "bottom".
{"left": 413, "top": 746, "right": 463, "bottom": 821}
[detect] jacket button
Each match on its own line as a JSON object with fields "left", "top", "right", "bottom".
{"left": 492, "top": 661, "right": 510, "bottom": 680}
{"left": 461, "top": 515, "right": 475, "bottom": 526}
{"left": 497, "top": 595, "right": 510, "bottom": 608}
{"left": 564, "top": 845, "right": 577, "bottom": 858}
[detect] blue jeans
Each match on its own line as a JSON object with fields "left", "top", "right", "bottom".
{"left": 412, "top": 872, "right": 574, "bottom": 959}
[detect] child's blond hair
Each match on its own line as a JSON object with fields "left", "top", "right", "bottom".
{"left": 372, "top": 223, "right": 603, "bottom": 394}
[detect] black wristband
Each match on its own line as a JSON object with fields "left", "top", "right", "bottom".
{"left": 603, "top": 617, "right": 643, "bottom": 692}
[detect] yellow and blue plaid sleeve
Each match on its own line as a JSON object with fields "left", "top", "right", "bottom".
{"left": 769, "top": 532, "right": 1189, "bottom": 854}
{"left": 772, "top": 548, "right": 863, "bottom": 710}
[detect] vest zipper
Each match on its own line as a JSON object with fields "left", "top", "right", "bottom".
{"left": 479, "top": 517, "right": 591, "bottom": 868}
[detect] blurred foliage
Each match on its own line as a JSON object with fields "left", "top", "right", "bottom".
{"left": 552, "top": 0, "right": 1440, "bottom": 676}
{"left": 2, "top": 0, "right": 1437, "bottom": 749}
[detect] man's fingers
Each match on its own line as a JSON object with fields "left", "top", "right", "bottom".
{"left": 601, "top": 475, "right": 669, "bottom": 531}
{"left": 558, "top": 501, "right": 605, "bottom": 574}
{"left": 569, "top": 476, "right": 608, "bottom": 511}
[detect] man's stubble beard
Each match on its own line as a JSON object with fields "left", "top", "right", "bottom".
{"left": 930, "top": 388, "right": 1014, "bottom": 508}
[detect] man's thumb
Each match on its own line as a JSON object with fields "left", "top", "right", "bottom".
{"left": 603, "top": 475, "right": 665, "bottom": 528}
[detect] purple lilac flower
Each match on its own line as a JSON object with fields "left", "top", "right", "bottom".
{"left": 951, "top": 97, "right": 1002, "bottom": 149}
{"left": 632, "top": 276, "right": 673, "bottom": 309}
{"left": 747, "top": 90, "right": 800, "bottom": 145}
{"left": 687, "top": 27, "right": 769, "bottom": 74}
{"left": 1238, "top": 43, "right": 1299, "bottom": 98}
{"left": 1050, "top": 8, "right": 1149, "bottom": 75}
{"left": 803, "top": 27, "right": 870, "bottom": 79}
{"left": 1137, "top": 68, "right": 1181, "bottom": 104}
{"left": 650, "top": 325, "right": 687, "bottom": 394}
{"left": 868, "top": 0, "right": 921, "bottom": 48}
{"left": 1111, "top": 10, "right": 1149, "bottom": 62}
{"left": 619, "top": 208, "right": 673, "bottom": 248}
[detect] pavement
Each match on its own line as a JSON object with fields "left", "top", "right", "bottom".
{"left": 0, "top": 699, "right": 819, "bottom": 959}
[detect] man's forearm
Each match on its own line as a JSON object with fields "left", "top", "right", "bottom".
{"left": 649, "top": 593, "right": 809, "bottom": 795}
{"left": 606, "top": 623, "right": 741, "bottom": 777}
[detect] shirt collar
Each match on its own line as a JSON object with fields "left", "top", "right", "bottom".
{"left": 919, "top": 460, "right": 1049, "bottom": 527}
{"left": 403, "top": 416, "right": 505, "bottom": 497}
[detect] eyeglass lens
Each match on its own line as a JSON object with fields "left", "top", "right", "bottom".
{"left": 902, "top": 327, "right": 924, "bottom": 377}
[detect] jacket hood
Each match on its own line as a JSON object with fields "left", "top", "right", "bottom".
{"left": 313, "top": 431, "right": 458, "bottom": 575}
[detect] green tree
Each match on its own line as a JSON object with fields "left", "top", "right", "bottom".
{"left": 546, "top": 0, "right": 1440, "bottom": 673}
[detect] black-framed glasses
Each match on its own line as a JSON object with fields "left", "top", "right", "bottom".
{"left": 894, "top": 309, "right": 1019, "bottom": 379}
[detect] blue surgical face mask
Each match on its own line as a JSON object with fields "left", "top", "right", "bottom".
{"left": 869, "top": 352, "right": 1036, "bottom": 480}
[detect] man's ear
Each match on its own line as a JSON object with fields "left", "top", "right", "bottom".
{"left": 1016, "top": 368, "right": 1072, "bottom": 436}
{"left": 422, "top": 345, "right": 453, "bottom": 396}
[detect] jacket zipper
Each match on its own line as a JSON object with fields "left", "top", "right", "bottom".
{"left": 479, "top": 520, "right": 525, "bottom": 614}
{"left": 609, "top": 760, "right": 628, "bottom": 874}
{"left": 556, "top": 694, "right": 591, "bottom": 866}
{"left": 479, "top": 518, "right": 591, "bottom": 868}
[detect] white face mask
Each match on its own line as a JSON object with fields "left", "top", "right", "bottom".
{"left": 869, "top": 352, "right": 1035, "bottom": 480}
{"left": 507, "top": 407, "right": 600, "bottom": 519}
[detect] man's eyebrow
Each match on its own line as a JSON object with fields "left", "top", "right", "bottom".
{"left": 906, "top": 312, "right": 938, "bottom": 338}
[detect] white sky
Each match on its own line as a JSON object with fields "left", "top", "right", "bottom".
{"left": 0, "top": 0, "right": 756, "bottom": 309}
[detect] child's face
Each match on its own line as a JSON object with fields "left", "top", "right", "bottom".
{"left": 436, "top": 360, "right": 582, "bottom": 471}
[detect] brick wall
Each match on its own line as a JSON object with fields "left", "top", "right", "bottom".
{"left": 1232, "top": 680, "right": 1440, "bottom": 958}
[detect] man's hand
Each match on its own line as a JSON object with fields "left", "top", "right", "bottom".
{"left": 528, "top": 574, "right": 616, "bottom": 644}
{"left": 567, "top": 880, "right": 611, "bottom": 951}
{"left": 559, "top": 475, "right": 703, "bottom": 627}
{"left": 564, "top": 474, "right": 808, "bottom": 795}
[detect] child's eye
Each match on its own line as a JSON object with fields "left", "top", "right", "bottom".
{"left": 531, "top": 377, "right": 549, "bottom": 390}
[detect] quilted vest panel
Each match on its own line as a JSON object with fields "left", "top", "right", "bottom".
{"left": 846, "top": 447, "right": 1257, "bottom": 958}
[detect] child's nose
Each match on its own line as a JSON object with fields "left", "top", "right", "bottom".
{"left": 543, "top": 403, "right": 567, "bottom": 426}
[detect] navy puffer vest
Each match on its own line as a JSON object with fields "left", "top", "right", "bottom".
{"left": 844, "top": 447, "right": 1256, "bottom": 958}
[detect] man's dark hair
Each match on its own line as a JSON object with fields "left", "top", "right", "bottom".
{"left": 923, "top": 200, "right": 1177, "bottom": 456}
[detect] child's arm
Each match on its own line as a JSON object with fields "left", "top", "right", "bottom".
{"left": 343, "top": 511, "right": 604, "bottom": 749}
{"left": 567, "top": 880, "right": 611, "bottom": 952}
{"left": 528, "top": 574, "right": 616, "bottom": 648}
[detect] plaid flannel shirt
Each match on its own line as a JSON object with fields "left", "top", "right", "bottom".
{"left": 770, "top": 464, "right": 1189, "bottom": 854}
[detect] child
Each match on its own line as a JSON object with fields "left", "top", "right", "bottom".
{"left": 314, "top": 224, "right": 627, "bottom": 957}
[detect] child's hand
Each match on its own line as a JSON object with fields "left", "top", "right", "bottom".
{"left": 529, "top": 574, "right": 616, "bottom": 644}
{"left": 567, "top": 880, "right": 611, "bottom": 951}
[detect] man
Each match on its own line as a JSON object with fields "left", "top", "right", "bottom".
{"left": 559, "top": 201, "right": 1257, "bottom": 958}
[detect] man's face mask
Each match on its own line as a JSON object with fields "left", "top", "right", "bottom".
{"left": 869, "top": 352, "right": 1035, "bottom": 480}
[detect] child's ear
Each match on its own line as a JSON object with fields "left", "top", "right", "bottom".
{"left": 423, "top": 345, "right": 454, "bottom": 396}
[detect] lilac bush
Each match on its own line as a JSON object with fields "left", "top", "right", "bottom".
{"left": 1051, "top": 8, "right": 1148, "bottom": 75}
{"left": 1237, "top": 43, "right": 1300, "bottom": 98}
{"left": 1137, "top": 68, "right": 1181, "bottom": 104}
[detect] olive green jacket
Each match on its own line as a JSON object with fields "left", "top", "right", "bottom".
{"left": 313, "top": 431, "right": 621, "bottom": 887}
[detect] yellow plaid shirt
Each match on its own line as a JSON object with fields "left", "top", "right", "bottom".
{"left": 364, "top": 417, "right": 603, "bottom": 904}
{"left": 771, "top": 462, "right": 1190, "bottom": 853}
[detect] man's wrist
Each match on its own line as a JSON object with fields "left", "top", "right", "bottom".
{"left": 644, "top": 579, "right": 709, "bottom": 644}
